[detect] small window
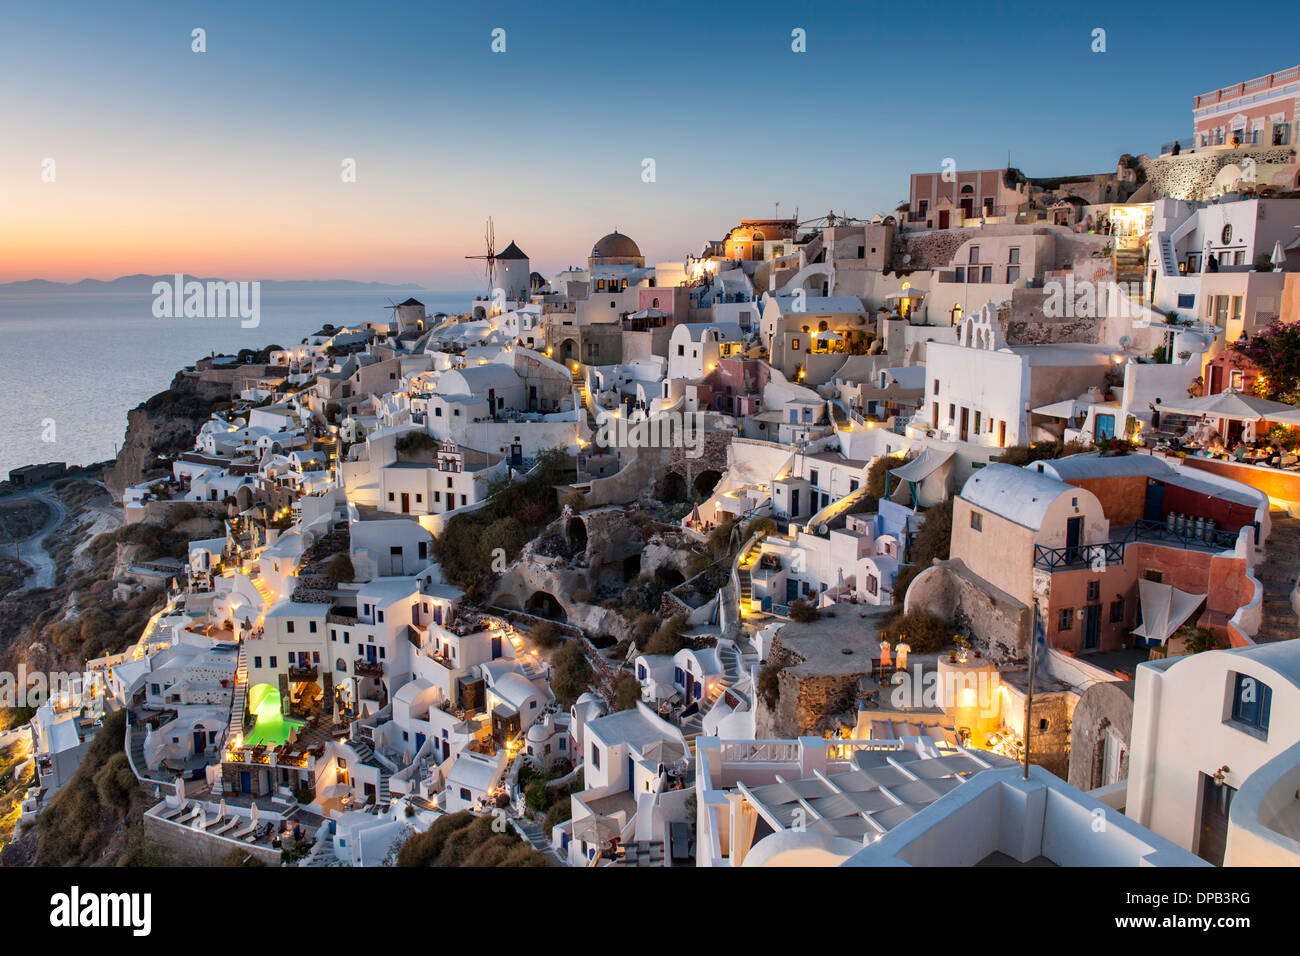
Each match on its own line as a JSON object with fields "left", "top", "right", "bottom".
{"left": 970, "top": 511, "right": 983, "bottom": 532}
{"left": 969, "top": 246, "right": 980, "bottom": 264}
{"left": 1087, "top": 581, "right": 1099, "bottom": 601}
{"left": 286, "top": 621, "right": 295, "bottom": 634}
{"left": 1008, "top": 247, "right": 1020, "bottom": 265}
{"left": 1230, "top": 673, "right": 1271, "bottom": 734}
{"left": 933, "top": 378, "right": 940, "bottom": 395}
{"left": 1058, "top": 609, "right": 1074, "bottom": 631}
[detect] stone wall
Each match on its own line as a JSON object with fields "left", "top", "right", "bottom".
{"left": 753, "top": 635, "right": 865, "bottom": 738}
{"left": 1025, "top": 690, "right": 1075, "bottom": 781}
{"left": 1067, "top": 679, "right": 1135, "bottom": 791}
{"left": 1144, "top": 146, "right": 1298, "bottom": 200}
{"left": 904, "top": 559, "right": 1032, "bottom": 663}
{"left": 143, "top": 814, "right": 281, "bottom": 866}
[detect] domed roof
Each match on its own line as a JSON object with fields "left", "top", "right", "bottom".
{"left": 591, "top": 231, "right": 641, "bottom": 259}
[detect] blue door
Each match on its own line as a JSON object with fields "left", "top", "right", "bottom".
{"left": 1096, "top": 414, "right": 1115, "bottom": 440}
{"left": 790, "top": 489, "right": 800, "bottom": 516}
{"left": 240, "top": 771, "right": 251, "bottom": 794}
{"left": 491, "top": 635, "right": 502, "bottom": 658}
{"left": 786, "top": 580, "right": 800, "bottom": 603}
{"left": 193, "top": 730, "right": 206, "bottom": 754}
{"left": 415, "top": 732, "right": 426, "bottom": 753}
{"left": 1143, "top": 480, "right": 1165, "bottom": 523}
{"left": 1083, "top": 604, "right": 1101, "bottom": 650}
{"left": 1066, "top": 516, "right": 1082, "bottom": 562}
{"left": 366, "top": 646, "right": 377, "bottom": 663}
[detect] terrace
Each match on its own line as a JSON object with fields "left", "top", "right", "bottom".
{"left": 1032, "top": 518, "right": 1246, "bottom": 572}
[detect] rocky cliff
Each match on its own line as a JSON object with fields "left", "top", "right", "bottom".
{"left": 104, "top": 370, "right": 229, "bottom": 502}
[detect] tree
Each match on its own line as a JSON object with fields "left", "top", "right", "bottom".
{"left": 530, "top": 620, "right": 562, "bottom": 650}
{"left": 613, "top": 673, "right": 642, "bottom": 711}
{"left": 866, "top": 453, "right": 913, "bottom": 500}
{"left": 1233, "top": 319, "right": 1300, "bottom": 402}
{"left": 550, "top": 641, "right": 592, "bottom": 704}
{"left": 788, "top": 598, "right": 820, "bottom": 623}
{"left": 324, "top": 553, "right": 355, "bottom": 587}
{"left": 645, "top": 613, "right": 687, "bottom": 656}
{"left": 892, "top": 498, "right": 953, "bottom": 608}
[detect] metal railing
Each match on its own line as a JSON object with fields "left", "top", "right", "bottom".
{"left": 1033, "top": 541, "right": 1126, "bottom": 572}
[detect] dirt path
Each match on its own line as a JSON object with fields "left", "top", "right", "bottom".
{"left": 7, "top": 488, "right": 68, "bottom": 591}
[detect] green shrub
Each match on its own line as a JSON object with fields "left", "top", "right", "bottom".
{"left": 613, "top": 673, "right": 642, "bottom": 711}
{"left": 550, "top": 641, "right": 592, "bottom": 705}
{"left": 879, "top": 610, "right": 955, "bottom": 654}
{"left": 788, "top": 598, "right": 819, "bottom": 623}
{"left": 530, "top": 621, "right": 563, "bottom": 650}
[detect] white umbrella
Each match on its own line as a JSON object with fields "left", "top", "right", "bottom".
{"left": 250, "top": 801, "right": 260, "bottom": 826}
{"left": 1272, "top": 239, "right": 1287, "bottom": 272}
{"left": 217, "top": 799, "right": 228, "bottom": 821}
{"left": 193, "top": 807, "right": 207, "bottom": 829}
{"left": 1157, "top": 390, "right": 1300, "bottom": 423}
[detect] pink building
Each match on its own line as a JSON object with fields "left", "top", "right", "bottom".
{"left": 1193, "top": 65, "right": 1300, "bottom": 148}
{"left": 908, "top": 168, "right": 1029, "bottom": 228}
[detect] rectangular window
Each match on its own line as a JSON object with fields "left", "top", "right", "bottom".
{"left": 286, "top": 621, "right": 295, "bottom": 634}
{"left": 981, "top": 266, "right": 992, "bottom": 283}
{"left": 933, "top": 378, "right": 940, "bottom": 395}
{"left": 955, "top": 266, "right": 965, "bottom": 283}
{"left": 1230, "top": 673, "right": 1271, "bottom": 734}
{"left": 1006, "top": 265, "right": 1020, "bottom": 283}
{"left": 970, "top": 511, "right": 982, "bottom": 531}
{"left": 1058, "top": 609, "right": 1074, "bottom": 631}
{"left": 1087, "top": 581, "right": 1100, "bottom": 601}
{"left": 309, "top": 620, "right": 317, "bottom": 633}
{"left": 269, "top": 656, "right": 277, "bottom": 668}
{"left": 590, "top": 744, "right": 601, "bottom": 770}
{"left": 969, "top": 246, "right": 980, "bottom": 264}
{"left": 948, "top": 403, "right": 955, "bottom": 423}
{"left": 1008, "top": 247, "right": 1020, "bottom": 264}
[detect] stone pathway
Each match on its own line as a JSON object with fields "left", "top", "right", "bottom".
{"left": 1255, "top": 512, "right": 1300, "bottom": 643}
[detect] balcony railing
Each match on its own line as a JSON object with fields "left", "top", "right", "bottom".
{"left": 1122, "top": 518, "right": 1240, "bottom": 551}
{"left": 1034, "top": 520, "right": 1241, "bottom": 572}
{"left": 1033, "top": 541, "right": 1126, "bottom": 572}
{"left": 354, "top": 658, "right": 384, "bottom": 678}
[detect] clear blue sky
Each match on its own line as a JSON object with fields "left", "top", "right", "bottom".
{"left": 3, "top": 0, "right": 1297, "bottom": 285}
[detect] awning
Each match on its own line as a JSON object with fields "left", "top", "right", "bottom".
{"left": 1133, "top": 579, "right": 1206, "bottom": 645}
{"left": 1032, "top": 399, "right": 1089, "bottom": 420}
{"left": 890, "top": 447, "right": 954, "bottom": 483}
{"left": 1157, "top": 389, "right": 1300, "bottom": 423}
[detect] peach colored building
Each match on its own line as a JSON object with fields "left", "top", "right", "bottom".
{"left": 1193, "top": 65, "right": 1300, "bottom": 147}
{"left": 949, "top": 457, "right": 1265, "bottom": 656}
{"left": 908, "top": 168, "right": 1029, "bottom": 228}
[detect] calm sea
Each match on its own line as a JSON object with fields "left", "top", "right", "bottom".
{"left": 0, "top": 289, "right": 475, "bottom": 477}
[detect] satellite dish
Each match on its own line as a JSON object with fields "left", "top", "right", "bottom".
{"left": 901, "top": 254, "right": 912, "bottom": 265}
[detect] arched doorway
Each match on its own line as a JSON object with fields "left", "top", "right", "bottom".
{"left": 660, "top": 472, "right": 687, "bottom": 503}
{"left": 566, "top": 515, "right": 587, "bottom": 554}
{"left": 526, "top": 591, "right": 567, "bottom": 621}
{"left": 693, "top": 469, "right": 723, "bottom": 498}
